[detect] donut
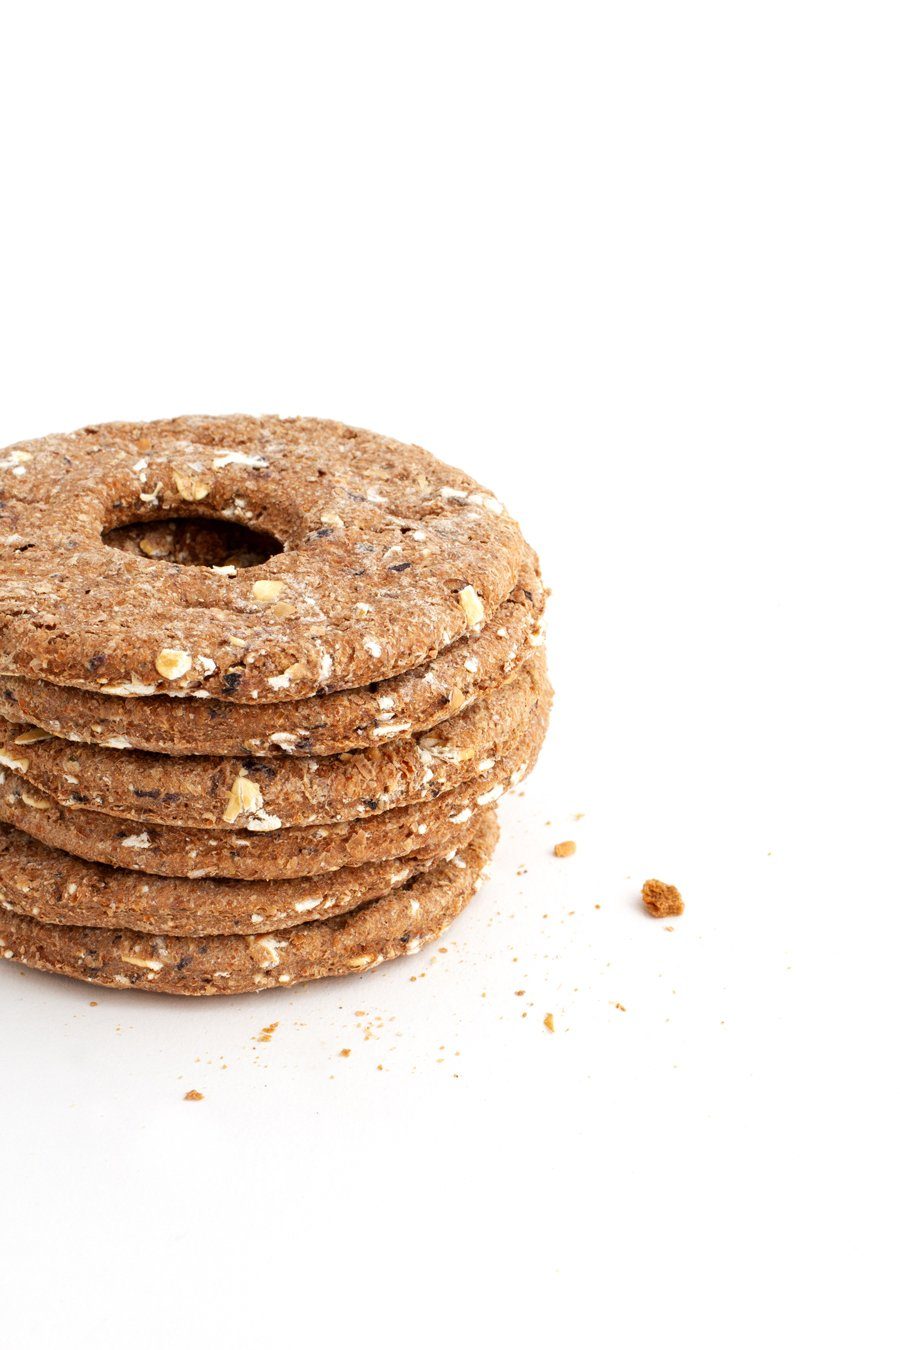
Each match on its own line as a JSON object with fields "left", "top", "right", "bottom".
{"left": 0, "top": 415, "right": 525, "bottom": 701}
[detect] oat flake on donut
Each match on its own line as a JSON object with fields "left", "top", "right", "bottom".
{"left": 0, "top": 416, "right": 525, "bottom": 702}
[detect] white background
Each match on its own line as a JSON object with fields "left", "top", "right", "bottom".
{"left": 1, "top": 3, "right": 897, "bottom": 1346}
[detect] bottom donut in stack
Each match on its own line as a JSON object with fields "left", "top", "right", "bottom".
{"left": 0, "top": 658, "right": 550, "bottom": 995}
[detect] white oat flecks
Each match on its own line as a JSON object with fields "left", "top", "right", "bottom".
{"left": 212, "top": 450, "right": 269, "bottom": 470}
{"left": 293, "top": 897, "right": 322, "bottom": 914}
{"left": 315, "top": 645, "right": 334, "bottom": 684}
{"left": 172, "top": 470, "right": 210, "bottom": 502}
{"left": 268, "top": 731, "right": 301, "bottom": 751}
{"left": 372, "top": 721, "right": 411, "bottom": 738}
{"left": 468, "top": 491, "right": 504, "bottom": 516}
{"left": 247, "top": 935, "right": 287, "bottom": 969}
{"left": 458, "top": 585, "right": 485, "bottom": 628}
{"left": 222, "top": 772, "right": 282, "bottom": 831}
{"left": 246, "top": 810, "right": 283, "bottom": 833}
{"left": 121, "top": 953, "right": 164, "bottom": 972}
{"left": 363, "top": 636, "right": 382, "bottom": 659}
{"left": 120, "top": 832, "right": 152, "bottom": 849}
{"left": 0, "top": 750, "right": 30, "bottom": 773}
{"left": 251, "top": 578, "right": 285, "bottom": 604}
{"left": 104, "top": 679, "right": 159, "bottom": 696}
{"left": 155, "top": 649, "right": 192, "bottom": 681}
{"left": 0, "top": 449, "right": 33, "bottom": 476}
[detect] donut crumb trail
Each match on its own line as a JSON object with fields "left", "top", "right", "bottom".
{"left": 641, "top": 878, "right": 684, "bottom": 917}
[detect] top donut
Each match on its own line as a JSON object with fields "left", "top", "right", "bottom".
{"left": 0, "top": 416, "right": 525, "bottom": 702}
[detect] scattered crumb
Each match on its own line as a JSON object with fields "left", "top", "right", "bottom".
{"left": 256, "top": 1021, "right": 279, "bottom": 1043}
{"left": 88, "top": 1001, "right": 98, "bottom": 1007}
{"left": 554, "top": 840, "right": 577, "bottom": 858}
{"left": 543, "top": 1012, "right": 556, "bottom": 1033}
{"left": 514, "top": 989, "right": 526, "bottom": 997}
{"left": 184, "top": 1090, "right": 204, "bottom": 1102}
{"left": 641, "top": 878, "right": 684, "bottom": 918}
{"left": 339, "top": 1048, "right": 352, "bottom": 1058}
{"left": 613, "top": 1002, "right": 626, "bottom": 1012}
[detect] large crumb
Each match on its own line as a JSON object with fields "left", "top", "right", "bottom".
{"left": 184, "top": 1090, "right": 204, "bottom": 1102}
{"left": 543, "top": 1012, "right": 556, "bottom": 1033}
{"left": 554, "top": 840, "right": 576, "bottom": 858}
{"left": 641, "top": 878, "right": 684, "bottom": 918}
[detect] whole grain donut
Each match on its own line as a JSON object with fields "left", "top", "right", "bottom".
{"left": 0, "top": 415, "right": 525, "bottom": 701}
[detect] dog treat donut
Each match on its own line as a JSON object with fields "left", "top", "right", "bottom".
{"left": 0, "top": 656, "right": 547, "bottom": 830}
{"left": 0, "top": 689, "right": 547, "bottom": 878}
{"left": 0, "top": 412, "right": 551, "bottom": 998}
{"left": 0, "top": 813, "right": 498, "bottom": 996}
{"left": 0, "top": 556, "right": 545, "bottom": 757}
{"left": 0, "top": 415, "right": 525, "bottom": 701}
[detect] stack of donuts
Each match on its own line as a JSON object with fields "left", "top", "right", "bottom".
{"left": 0, "top": 417, "right": 549, "bottom": 995}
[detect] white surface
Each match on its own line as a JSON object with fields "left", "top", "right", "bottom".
{"left": 1, "top": 3, "right": 897, "bottom": 1346}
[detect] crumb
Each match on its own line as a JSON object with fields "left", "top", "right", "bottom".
{"left": 339, "top": 1048, "right": 351, "bottom": 1058}
{"left": 543, "top": 1012, "right": 556, "bottom": 1033}
{"left": 641, "top": 878, "right": 684, "bottom": 917}
{"left": 554, "top": 840, "right": 576, "bottom": 858}
{"left": 256, "top": 1021, "right": 279, "bottom": 1043}
{"left": 88, "top": 1001, "right": 98, "bottom": 1007}
{"left": 184, "top": 1090, "right": 204, "bottom": 1102}
{"left": 613, "top": 1002, "right": 626, "bottom": 1012}
{"left": 573, "top": 812, "right": 585, "bottom": 820}
{"left": 514, "top": 989, "right": 525, "bottom": 997}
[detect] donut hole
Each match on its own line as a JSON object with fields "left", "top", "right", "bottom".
{"left": 101, "top": 516, "right": 284, "bottom": 570}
